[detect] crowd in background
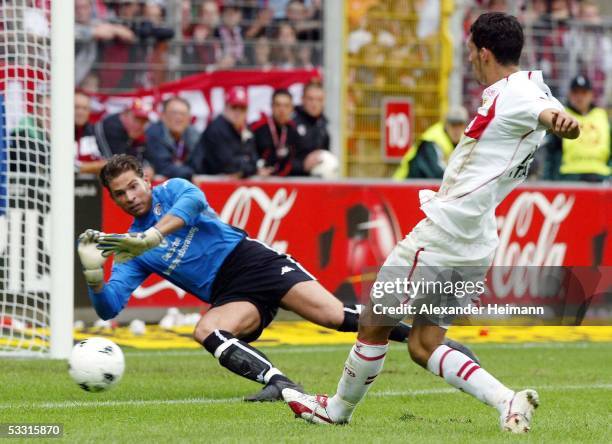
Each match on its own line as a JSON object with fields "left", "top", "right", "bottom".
{"left": 73, "top": 81, "right": 336, "bottom": 182}
{"left": 2, "top": 0, "right": 609, "bottom": 183}
{"left": 75, "top": 0, "right": 323, "bottom": 92}
{"left": 464, "top": 0, "right": 612, "bottom": 110}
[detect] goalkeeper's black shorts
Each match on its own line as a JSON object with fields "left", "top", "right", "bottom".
{"left": 209, "top": 237, "right": 315, "bottom": 343}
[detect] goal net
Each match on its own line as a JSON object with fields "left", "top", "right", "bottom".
{"left": 0, "top": 0, "right": 74, "bottom": 357}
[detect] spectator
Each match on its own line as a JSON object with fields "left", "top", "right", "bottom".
{"left": 94, "top": 99, "right": 150, "bottom": 163}
{"left": 297, "top": 43, "right": 315, "bottom": 69}
{"left": 97, "top": 0, "right": 173, "bottom": 90}
{"left": 8, "top": 93, "right": 51, "bottom": 175}
{"left": 214, "top": 1, "right": 246, "bottom": 68}
{"left": 75, "top": 91, "right": 106, "bottom": 174}
{"left": 252, "top": 36, "right": 273, "bottom": 70}
{"left": 142, "top": 1, "right": 171, "bottom": 87}
{"left": 245, "top": 7, "right": 275, "bottom": 39}
{"left": 568, "top": 0, "right": 612, "bottom": 106}
{"left": 393, "top": 106, "right": 469, "bottom": 180}
{"left": 293, "top": 81, "right": 332, "bottom": 175}
{"left": 144, "top": 96, "right": 199, "bottom": 180}
{"left": 286, "top": 0, "right": 320, "bottom": 41}
{"left": 192, "top": 87, "right": 267, "bottom": 178}
{"left": 274, "top": 22, "right": 298, "bottom": 68}
{"left": 537, "top": 0, "right": 573, "bottom": 97}
{"left": 251, "top": 89, "right": 304, "bottom": 176}
{"left": 75, "top": 0, "right": 135, "bottom": 86}
{"left": 181, "top": 0, "right": 219, "bottom": 74}
{"left": 541, "top": 75, "right": 610, "bottom": 182}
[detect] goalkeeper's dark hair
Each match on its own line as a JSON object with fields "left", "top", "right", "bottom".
{"left": 470, "top": 12, "right": 524, "bottom": 66}
{"left": 99, "top": 154, "right": 144, "bottom": 191}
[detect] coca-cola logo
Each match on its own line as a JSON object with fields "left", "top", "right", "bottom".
{"left": 492, "top": 192, "right": 574, "bottom": 298}
{"left": 220, "top": 186, "right": 297, "bottom": 253}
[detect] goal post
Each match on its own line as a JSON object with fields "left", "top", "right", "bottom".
{"left": 0, "top": 0, "right": 74, "bottom": 358}
{"left": 50, "top": 0, "right": 75, "bottom": 359}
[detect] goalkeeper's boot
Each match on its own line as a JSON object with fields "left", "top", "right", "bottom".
{"left": 244, "top": 375, "right": 303, "bottom": 402}
{"left": 282, "top": 389, "right": 345, "bottom": 425}
{"left": 500, "top": 389, "right": 539, "bottom": 433}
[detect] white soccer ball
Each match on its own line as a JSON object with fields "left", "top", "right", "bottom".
{"left": 68, "top": 337, "right": 125, "bottom": 392}
{"left": 310, "top": 150, "right": 339, "bottom": 179}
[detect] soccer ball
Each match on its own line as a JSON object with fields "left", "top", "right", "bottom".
{"left": 68, "top": 337, "right": 125, "bottom": 392}
{"left": 310, "top": 150, "right": 339, "bottom": 179}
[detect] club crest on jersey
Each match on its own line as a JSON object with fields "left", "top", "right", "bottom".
{"left": 154, "top": 203, "right": 162, "bottom": 216}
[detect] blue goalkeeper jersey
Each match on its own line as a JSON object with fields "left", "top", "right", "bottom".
{"left": 89, "top": 178, "right": 245, "bottom": 319}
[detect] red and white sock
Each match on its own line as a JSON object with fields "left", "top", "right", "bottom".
{"left": 427, "top": 344, "right": 514, "bottom": 413}
{"left": 326, "top": 340, "right": 388, "bottom": 421}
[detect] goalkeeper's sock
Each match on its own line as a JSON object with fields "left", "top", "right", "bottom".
{"left": 337, "top": 305, "right": 410, "bottom": 343}
{"left": 327, "top": 340, "right": 388, "bottom": 422}
{"left": 426, "top": 344, "right": 514, "bottom": 414}
{"left": 337, "top": 305, "right": 361, "bottom": 332}
{"left": 203, "top": 329, "right": 285, "bottom": 384}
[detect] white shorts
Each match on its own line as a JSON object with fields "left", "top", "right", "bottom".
{"left": 370, "top": 218, "right": 497, "bottom": 325}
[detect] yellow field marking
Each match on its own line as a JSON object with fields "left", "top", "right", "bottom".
{"left": 67, "top": 323, "right": 612, "bottom": 350}
{"left": 3, "top": 324, "right": 611, "bottom": 351}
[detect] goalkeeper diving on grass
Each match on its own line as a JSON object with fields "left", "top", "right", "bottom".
{"left": 77, "top": 154, "right": 479, "bottom": 401}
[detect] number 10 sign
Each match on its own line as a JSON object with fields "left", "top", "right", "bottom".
{"left": 382, "top": 98, "right": 413, "bottom": 162}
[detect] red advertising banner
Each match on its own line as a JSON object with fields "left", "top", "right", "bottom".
{"left": 382, "top": 98, "right": 413, "bottom": 162}
{"left": 101, "top": 180, "right": 611, "bottom": 308}
{"left": 88, "top": 69, "right": 321, "bottom": 131}
{"left": 1, "top": 67, "right": 320, "bottom": 133}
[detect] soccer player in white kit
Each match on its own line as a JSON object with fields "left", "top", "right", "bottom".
{"left": 282, "top": 12, "right": 580, "bottom": 433}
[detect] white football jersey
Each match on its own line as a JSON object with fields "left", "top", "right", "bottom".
{"left": 419, "top": 71, "right": 564, "bottom": 244}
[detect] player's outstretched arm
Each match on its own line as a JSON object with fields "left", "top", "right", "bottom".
{"left": 539, "top": 109, "right": 580, "bottom": 139}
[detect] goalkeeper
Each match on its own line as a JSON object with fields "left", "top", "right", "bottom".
{"left": 78, "top": 154, "right": 479, "bottom": 402}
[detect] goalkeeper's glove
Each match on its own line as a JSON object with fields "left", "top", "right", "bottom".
{"left": 77, "top": 229, "right": 108, "bottom": 287}
{"left": 97, "top": 227, "right": 164, "bottom": 263}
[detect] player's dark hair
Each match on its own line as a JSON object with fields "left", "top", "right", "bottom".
{"left": 162, "top": 96, "right": 191, "bottom": 112}
{"left": 272, "top": 88, "right": 292, "bottom": 104}
{"left": 470, "top": 12, "right": 524, "bottom": 66}
{"left": 99, "top": 154, "right": 144, "bottom": 191}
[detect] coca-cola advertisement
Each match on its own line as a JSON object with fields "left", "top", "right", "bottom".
{"left": 99, "top": 179, "right": 611, "bottom": 310}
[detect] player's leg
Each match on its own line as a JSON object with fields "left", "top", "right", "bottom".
{"left": 193, "top": 301, "right": 300, "bottom": 399}
{"left": 408, "top": 315, "right": 538, "bottom": 433}
{"left": 279, "top": 280, "right": 471, "bottom": 347}
{"left": 283, "top": 299, "right": 395, "bottom": 424}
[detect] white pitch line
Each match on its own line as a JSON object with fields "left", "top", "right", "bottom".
{"left": 1, "top": 384, "right": 610, "bottom": 411}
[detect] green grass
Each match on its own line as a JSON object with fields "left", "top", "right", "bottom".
{"left": 1, "top": 342, "right": 611, "bottom": 443}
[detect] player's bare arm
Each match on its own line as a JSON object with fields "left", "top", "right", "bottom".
{"left": 539, "top": 109, "right": 580, "bottom": 139}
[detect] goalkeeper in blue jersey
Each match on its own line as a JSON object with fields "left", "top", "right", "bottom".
{"left": 77, "top": 154, "right": 479, "bottom": 402}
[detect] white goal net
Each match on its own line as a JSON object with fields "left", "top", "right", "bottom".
{"left": 0, "top": 0, "right": 74, "bottom": 357}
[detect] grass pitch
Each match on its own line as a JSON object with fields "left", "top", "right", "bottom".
{"left": 2, "top": 341, "right": 611, "bottom": 443}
